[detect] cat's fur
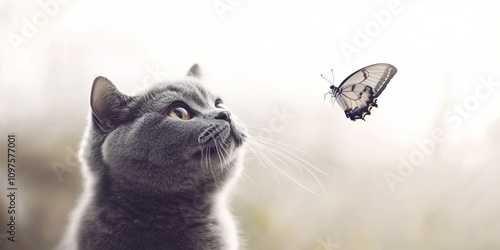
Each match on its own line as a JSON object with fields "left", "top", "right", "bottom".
{"left": 57, "top": 65, "right": 247, "bottom": 250}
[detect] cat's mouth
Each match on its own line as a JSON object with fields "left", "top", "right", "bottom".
{"left": 198, "top": 124, "right": 230, "bottom": 146}
{"left": 197, "top": 123, "right": 246, "bottom": 149}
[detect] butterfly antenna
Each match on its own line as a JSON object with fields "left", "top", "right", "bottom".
{"left": 330, "top": 69, "right": 335, "bottom": 85}
{"left": 320, "top": 73, "right": 333, "bottom": 85}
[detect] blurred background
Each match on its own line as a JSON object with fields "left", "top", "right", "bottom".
{"left": 1, "top": 0, "right": 500, "bottom": 249}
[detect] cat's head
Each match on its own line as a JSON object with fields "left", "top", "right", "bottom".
{"left": 84, "top": 65, "right": 247, "bottom": 195}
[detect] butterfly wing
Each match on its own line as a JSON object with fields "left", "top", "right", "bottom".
{"left": 336, "top": 63, "right": 397, "bottom": 121}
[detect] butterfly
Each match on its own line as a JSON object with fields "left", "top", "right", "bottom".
{"left": 322, "top": 63, "right": 397, "bottom": 121}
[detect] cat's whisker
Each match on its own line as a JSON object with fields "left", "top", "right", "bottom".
{"left": 218, "top": 139, "right": 232, "bottom": 165}
{"left": 200, "top": 148, "right": 205, "bottom": 169}
{"left": 201, "top": 147, "right": 208, "bottom": 170}
{"left": 201, "top": 147, "right": 209, "bottom": 177}
{"left": 209, "top": 134, "right": 225, "bottom": 172}
{"left": 262, "top": 145, "right": 327, "bottom": 197}
{"left": 254, "top": 143, "right": 301, "bottom": 173}
{"left": 205, "top": 148, "right": 211, "bottom": 170}
{"left": 248, "top": 137, "right": 289, "bottom": 184}
{"left": 239, "top": 170, "right": 253, "bottom": 182}
{"left": 245, "top": 137, "right": 270, "bottom": 153}
{"left": 217, "top": 145, "right": 226, "bottom": 172}
{"left": 206, "top": 142, "right": 218, "bottom": 187}
{"left": 257, "top": 139, "right": 329, "bottom": 176}
{"left": 246, "top": 132, "right": 328, "bottom": 176}
{"left": 205, "top": 148, "right": 210, "bottom": 172}
{"left": 255, "top": 136, "right": 314, "bottom": 157}
{"left": 256, "top": 143, "right": 326, "bottom": 196}
{"left": 248, "top": 147, "right": 282, "bottom": 187}
{"left": 245, "top": 134, "right": 328, "bottom": 197}
{"left": 256, "top": 148, "right": 323, "bottom": 195}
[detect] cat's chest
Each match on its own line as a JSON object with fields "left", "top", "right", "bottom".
{"left": 80, "top": 217, "right": 225, "bottom": 250}
{"left": 79, "top": 204, "right": 226, "bottom": 249}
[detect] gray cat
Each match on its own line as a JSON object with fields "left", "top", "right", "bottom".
{"left": 57, "top": 65, "right": 247, "bottom": 250}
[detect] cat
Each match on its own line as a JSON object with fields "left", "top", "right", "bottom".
{"left": 57, "top": 64, "right": 247, "bottom": 250}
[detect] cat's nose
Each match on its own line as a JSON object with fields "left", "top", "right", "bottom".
{"left": 216, "top": 111, "right": 231, "bottom": 123}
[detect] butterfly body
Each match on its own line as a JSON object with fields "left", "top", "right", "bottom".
{"left": 323, "top": 63, "right": 397, "bottom": 121}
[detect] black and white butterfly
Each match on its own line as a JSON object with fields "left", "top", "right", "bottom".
{"left": 322, "top": 63, "right": 397, "bottom": 121}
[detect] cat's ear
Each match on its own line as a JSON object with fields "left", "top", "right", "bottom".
{"left": 90, "top": 76, "right": 129, "bottom": 132}
{"left": 187, "top": 64, "right": 201, "bottom": 78}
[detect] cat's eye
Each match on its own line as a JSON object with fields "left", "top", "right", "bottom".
{"left": 168, "top": 106, "right": 191, "bottom": 120}
{"left": 215, "top": 100, "right": 228, "bottom": 110}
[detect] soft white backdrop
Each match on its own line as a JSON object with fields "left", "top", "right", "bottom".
{"left": 1, "top": 0, "right": 500, "bottom": 249}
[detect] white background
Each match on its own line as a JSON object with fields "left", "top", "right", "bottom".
{"left": 1, "top": 0, "right": 500, "bottom": 249}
